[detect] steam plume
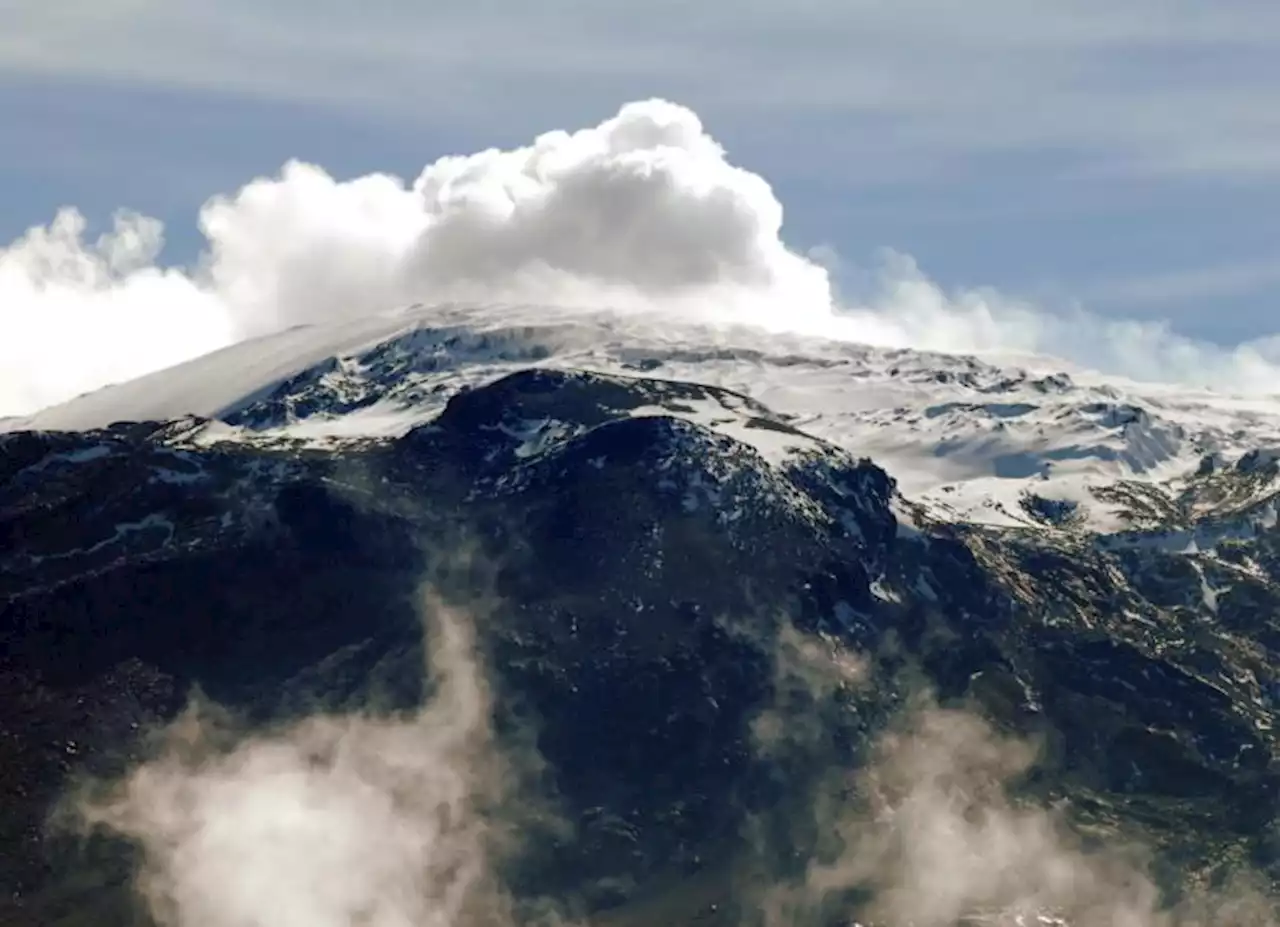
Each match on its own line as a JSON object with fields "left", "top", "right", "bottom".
{"left": 5, "top": 99, "right": 1280, "bottom": 417}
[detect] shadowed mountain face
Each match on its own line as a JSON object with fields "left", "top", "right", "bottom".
{"left": 2, "top": 367, "right": 1279, "bottom": 926}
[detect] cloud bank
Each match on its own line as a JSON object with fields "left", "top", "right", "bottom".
{"left": 4, "top": 97, "right": 1280, "bottom": 418}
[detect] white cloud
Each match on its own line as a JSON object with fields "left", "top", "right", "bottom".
{"left": 194, "top": 99, "right": 831, "bottom": 339}
{"left": 3, "top": 97, "right": 1280, "bottom": 419}
{"left": 742, "top": 636, "right": 1278, "bottom": 927}
{"left": 0, "top": 209, "right": 230, "bottom": 417}
{"left": 76, "top": 590, "right": 567, "bottom": 927}
{"left": 0, "top": 98, "right": 833, "bottom": 416}
{"left": 828, "top": 250, "right": 1280, "bottom": 392}
{"left": 758, "top": 699, "right": 1278, "bottom": 927}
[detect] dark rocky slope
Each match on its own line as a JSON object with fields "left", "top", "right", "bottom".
{"left": 2, "top": 368, "right": 1278, "bottom": 925}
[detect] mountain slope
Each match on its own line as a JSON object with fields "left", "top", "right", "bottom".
{"left": 16, "top": 301, "right": 1280, "bottom": 534}
{"left": 3, "top": 305, "right": 1280, "bottom": 925}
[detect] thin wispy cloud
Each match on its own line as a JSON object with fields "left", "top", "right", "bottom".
{"left": 5, "top": 2, "right": 1280, "bottom": 183}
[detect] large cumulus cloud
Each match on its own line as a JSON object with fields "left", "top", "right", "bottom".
{"left": 195, "top": 99, "right": 832, "bottom": 342}
{"left": 2, "top": 100, "right": 836, "bottom": 416}
{"left": 3, "top": 98, "right": 1280, "bottom": 418}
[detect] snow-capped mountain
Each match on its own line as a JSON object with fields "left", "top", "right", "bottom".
{"left": 3, "top": 302, "right": 1279, "bottom": 926}
{"left": 14, "top": 300, "right": 1280, "bottom": 535}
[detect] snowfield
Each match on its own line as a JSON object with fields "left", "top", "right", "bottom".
{"left": 9, "top": 300, "right": 1280, "bottom": 533}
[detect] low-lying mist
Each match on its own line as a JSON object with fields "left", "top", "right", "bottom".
{"left": 72, "top": 589, "right": 570, "bottom": 927}
{"left": 68, "top": 587, "right": 1278, "bottom": 927}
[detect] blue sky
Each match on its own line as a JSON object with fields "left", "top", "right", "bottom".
{"left": 3, "top": 1, "right": 1279, "bottom": 357}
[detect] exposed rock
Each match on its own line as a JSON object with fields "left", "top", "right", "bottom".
{"left": 2, "top": 367, "right": 1279, "bottom": 925}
